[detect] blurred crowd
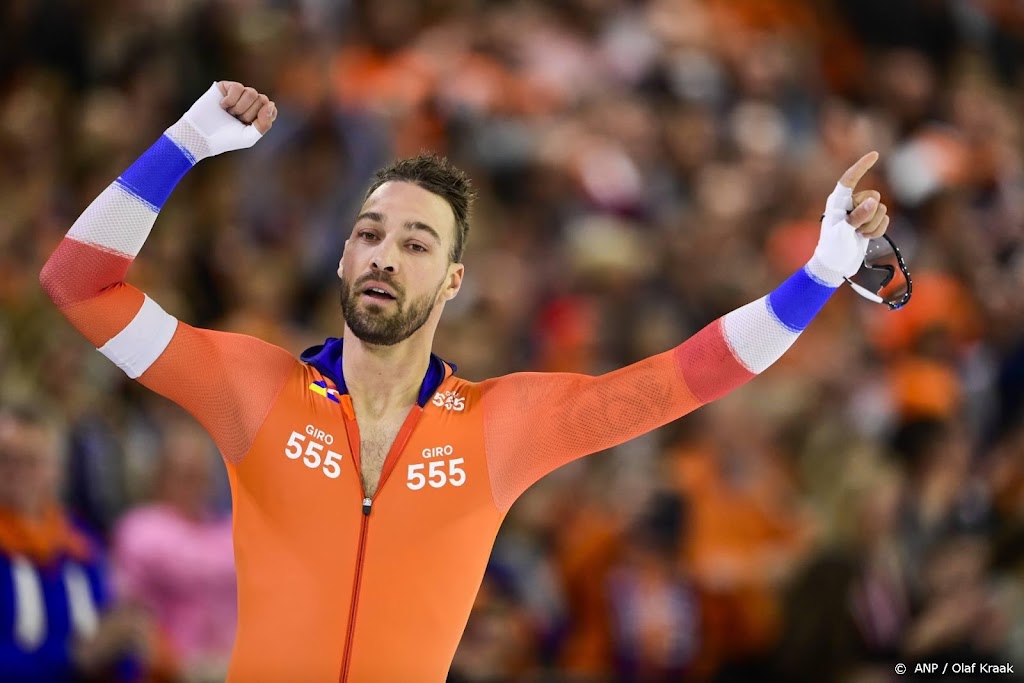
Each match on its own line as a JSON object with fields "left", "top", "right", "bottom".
{"left": 2, "top": 0, "right": 1024, "bottom": 681}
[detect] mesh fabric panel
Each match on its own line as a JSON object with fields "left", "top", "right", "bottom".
{"left": 41, "top": 236, "right": 295, "bottom": 463}
{"left": 480, "top": 347, "right": 701, "bottom": 512}
{"left": 480, "top": 317, "right": 772, "bottom": 512}
{"left": 139, "top": 323, "right": 296, "bottom": 463}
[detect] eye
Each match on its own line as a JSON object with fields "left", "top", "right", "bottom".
{"left": 359, "top": 230, "right": 379, "bottom": 241}
{"left": 408, "top": 243, "right": 428, "bottom": 253}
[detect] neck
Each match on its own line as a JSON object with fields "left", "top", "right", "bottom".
{"left": 342, "top": 328, "right": 434, "bottom": 417}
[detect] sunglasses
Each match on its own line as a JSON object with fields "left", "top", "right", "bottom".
{"left": 845, "top": 234, "right": 913, "bottom": 310}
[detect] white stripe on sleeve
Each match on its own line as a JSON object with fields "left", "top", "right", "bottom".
{"left": 721, "top": 296, "right": 801, "bottom": 374}
{"left": 98, "top": 295, "right": 178, "bottom": 379}
{"left": 805, "top": 255, "right": 847, "bottom": 288}
{"left": 66, "top": 183, "right": 159, "bottom": 257}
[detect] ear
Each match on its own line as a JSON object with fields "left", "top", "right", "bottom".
{"left": 337, "top": 240, "right": 350, "bottom": 279}
{"left": 441, "top": 262, "right": 464, "bottom": 302}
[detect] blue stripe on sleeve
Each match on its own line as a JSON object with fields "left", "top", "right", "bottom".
{"left": 766, "top": 266, "right": 838, "bottom": 332}
{"left": 116, "top": 135, "right": 194, "bottom": 211}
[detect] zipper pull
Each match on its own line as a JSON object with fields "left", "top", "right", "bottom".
{"left": 362, "top": 497, "right": 372, "bottom": 516}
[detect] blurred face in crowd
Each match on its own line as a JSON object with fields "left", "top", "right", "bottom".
{"left": 339, "top": 181, "right": 463, "bottom": 346}
{"left": 157, "top": 427, "right": 217, "bottom": 519}
{"left": 924, "top": 535, "right": 987, "bottom": 597}
{"left": 0, "top": 413, "right": 59, "bottom": 517}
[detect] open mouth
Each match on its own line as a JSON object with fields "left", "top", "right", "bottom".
{"left": 362, "top": 287, "right": 396, "bottom": 301}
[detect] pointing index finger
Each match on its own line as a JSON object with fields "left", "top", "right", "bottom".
{"left": 839, "top": 151, "right": 879, "bottom": 190}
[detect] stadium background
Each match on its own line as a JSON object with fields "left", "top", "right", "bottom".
{"left": 2, "top": 0, "right": 1023, "bottom": 681}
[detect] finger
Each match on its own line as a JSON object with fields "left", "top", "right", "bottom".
{"left": 839, "top": 151, "right": 880, "bottom": 190}
{"left": 240, "top": 94, "right": 269, "bottom": 124}
{"left": 857, "top": 202, "right": 887, "bottom": 234}
{"left": 848, "top": 196, "right": 878, "bottom": 228}
{"left": 216, "top": 81, "right": 228, "bottom": 96}
{"left": 862, "top": 215, "right": 890, "bottom": 240}
{"left": 853, "top": 190, "right": 880, "bottom": 208}
{"left": 230, "top": 87, "right": 259, "bottom": 116}
{"left": 220, "top": 81, "right": 244, "bottom": 108}
{"left": 253, "top": 101, "right": 277, "bottom": 135}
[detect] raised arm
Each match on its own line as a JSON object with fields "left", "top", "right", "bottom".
{"left": 481, "top": 153, "right": 888, "bottom": 511}
{"left": 39, "top": 82, "right": 296, "bottom": 464}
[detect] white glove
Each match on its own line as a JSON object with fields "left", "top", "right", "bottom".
{"left": 166, "top": 83, "right": 264, "bottom": 161}
{"left": 813, "top": 181, "right": 871, "bottom": 278}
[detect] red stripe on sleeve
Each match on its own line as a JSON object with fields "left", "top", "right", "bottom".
{"left": 40, "top": 238, "right": 133, "bottom": 309}
{"left": 673, "top": 319, "right": 755, "bottom": 404}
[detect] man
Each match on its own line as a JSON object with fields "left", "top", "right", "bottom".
{"left": 40, "top": 81, "right": 889, "bottom": 681}
{"left": 0, "top": 403, "right": 154, "bottom": 681}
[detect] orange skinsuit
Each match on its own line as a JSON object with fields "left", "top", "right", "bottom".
{"left": 40, "top": 119, "right": 837, "bottom": 680}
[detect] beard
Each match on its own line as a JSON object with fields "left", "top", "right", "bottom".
{"left": 340, "top": 274, "right": 442, "bottom": 346}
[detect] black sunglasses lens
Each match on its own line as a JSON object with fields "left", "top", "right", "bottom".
{"left": 850, "top": 238, "right": 909, "bottom": 307}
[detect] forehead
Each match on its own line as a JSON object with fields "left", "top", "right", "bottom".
{"left": 0, "top": 419, "right": 51, "bottom": 460}
{"left": 359, "top": 181, "right": 456, "bottom": 246}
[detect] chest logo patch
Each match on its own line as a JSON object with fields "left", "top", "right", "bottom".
{"left": 309, "top": 380, "right": 341, "bottom": 404}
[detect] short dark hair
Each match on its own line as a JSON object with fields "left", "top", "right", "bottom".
{"left": 364, "top": 153, "right": 475, "bottom": 263}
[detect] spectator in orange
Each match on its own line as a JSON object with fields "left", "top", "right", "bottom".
{"left": 669, "top": 398, "right": 813, "bottom": 677}
{"left": 0, "top": 402, "right": 160, "bottom": 682}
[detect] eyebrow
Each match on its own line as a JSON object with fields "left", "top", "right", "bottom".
{"left": 355, "top": 211, "right": 442, "bottom": 245}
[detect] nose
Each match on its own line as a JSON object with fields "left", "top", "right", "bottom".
{"left": 370, "top": 237, "right": 399, "bottom": 273}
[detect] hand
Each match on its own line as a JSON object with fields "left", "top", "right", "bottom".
{"left": 215, "top": 81, "right": 277, "bottom": 132}
{"left": 813, "top": 151, "right": 890, "bottom": 278}
{"left": 73, "top": 606, "right": 155, "bottom": 675}
{"left": 174, "top": 81, "right": 277, "bottom": 158}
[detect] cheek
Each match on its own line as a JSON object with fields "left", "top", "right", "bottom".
{"left": 339, "top": 251, "right": 356, "bottom": 279}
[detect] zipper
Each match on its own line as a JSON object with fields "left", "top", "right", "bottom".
{"left": 339, "top": 497, "right": 371, "bottom": 683}
{"left": 338, "top": 398, "right": 424, "bottom": 683}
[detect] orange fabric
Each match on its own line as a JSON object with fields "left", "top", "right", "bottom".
{"left": 0, "top": 505, "right": 92, "bottom": 565}
{"left": 672, "top": 445, "right": 807, "bottom": 656}
{"left": 139, "top": 322, "right": 297, "bottom": 464}
{"left": 555, "top": 505, "right": 728, "bottom": 681}
{"left": 331, "top": 47, "right": 436, "bottom": 112}
{"left": 56, "top": 282, "right": 297, "bottom": 465}
{"left": 222, "top": 369, "right": 500, "bottom": 681}
{"left": 480, "top": 347, "right": 703, "bottom": 512}
{"left": 57, "top": 284, "right": 146, "bottom": 347}
{"left": 42, "top": 237, "right": 298, "bottom": 464}
{"left": 43, "top": 236, "right": 765, "bottom": 680}
{"left": 556, "top": 506, "right": 621, "bottom": 673}
{"left": 887, "top": 356, "right": 961, "bottom": 419}
{"left": 865, "top": 270, "right": 981, "bottom": 355}
{"left": 330, "top": 47, "right": 447, "bottom": 155}
{"left": 35, "top": 311, "right": 735, "bottom": 680}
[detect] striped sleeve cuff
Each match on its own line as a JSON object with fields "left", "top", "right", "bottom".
{"left": 98, "top": 295, "right": 178, "bottom": 379}
{"left": 766, "top": 263, "right": 840, "bottom": 332}
{"left": 676, "top": 261, "right": 840, "bottom": 404}
{"left": 116, "top": 134, "right": 196, "bottom": 211}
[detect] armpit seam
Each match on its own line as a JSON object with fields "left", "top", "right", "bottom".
{"left": 223, "top": 355, "right": 298, "bottom": 467}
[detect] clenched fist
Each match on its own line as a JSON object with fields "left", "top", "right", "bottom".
{"left": 216, "top": 81, "right": 277, "bottom": 133}
{"left": 167, "top": 81, "right": 276, "bottom": 161}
